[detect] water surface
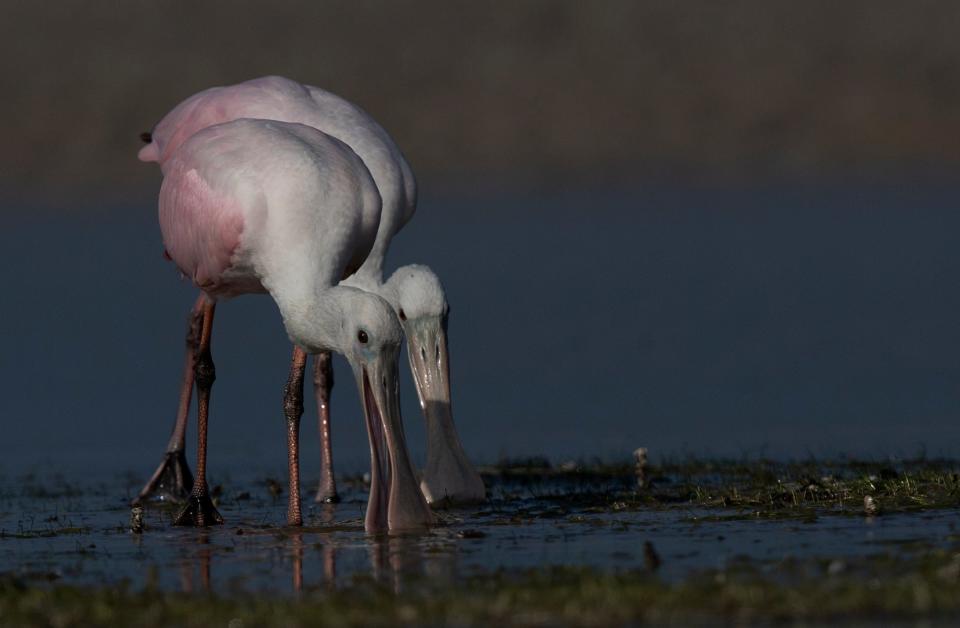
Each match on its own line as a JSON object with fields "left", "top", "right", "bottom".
{"left": 0, "top": 184, "right": 957, "bottom": 476}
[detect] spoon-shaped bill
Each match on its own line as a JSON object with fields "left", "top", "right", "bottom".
{"left": 404, "top": 316, "right": 485, "bottom": 505}
{"left": 355, "top": 352, "right": 434, "bottom": 533}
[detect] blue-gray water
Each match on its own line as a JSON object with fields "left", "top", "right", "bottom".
{"left": 1, "top": 184, "right": 957, "bottom": 478}
{"left": 4, "top": 470, "right": 958, "bottom": 593}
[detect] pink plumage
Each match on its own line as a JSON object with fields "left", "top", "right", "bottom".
{"left": 140, "top": 77, "right": 311, "bottom": 169}
{"left": 159, "top": 162, "right": 245, "bottom": 292}
{"left": 138, "top": 76, "right": 416, "bottom": 285}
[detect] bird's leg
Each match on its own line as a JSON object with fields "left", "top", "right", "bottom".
{"left": 174, "top": 298, "right": 223, "bottom": 527}
{"left": 135, "top": 294, "right": 205, "bottom": 505}
{"left": 313, "top": 351, "right": 340, "bottom": 503}
{"left": 284, "top": 347, "right": 308, "bottom": 526}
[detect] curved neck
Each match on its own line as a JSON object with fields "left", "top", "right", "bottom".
{"left": 348, "top": 190, "right": 408, "bottom": 287}
{"left": 341, "top": 266, "right": 399, "bottom": 312}
{"left": 259, "top": 233, "right": 352, "bottom": 353}
{"left": 351, "top": 249, "right": 386, "bottom": 286}
{"left": 274, "top": 285, "right": 350, "bottom": 355}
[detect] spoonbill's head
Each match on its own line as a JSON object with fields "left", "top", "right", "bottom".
{"left": 295, "top": 288, "right": 434, "bottom": 534}
{"left": 384, "top": 265, "right": 486, "bottom": 504}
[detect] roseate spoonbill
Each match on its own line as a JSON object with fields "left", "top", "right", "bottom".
{"left": 152, "top": 117, "right": 432, "bottom": 532}
{"left": 136, "top": 76, "right": 484, "bottom": 505}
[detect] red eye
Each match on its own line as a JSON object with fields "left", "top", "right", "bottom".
{"left": 358, "top": 330, "right": 368, "bottom": 344}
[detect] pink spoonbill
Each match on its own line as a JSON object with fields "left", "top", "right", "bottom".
{"left": 136, "top": 76, "right": 484, "bottom": 506}
{"left": 150, "top": 117, "right": 432, "bottom": 533}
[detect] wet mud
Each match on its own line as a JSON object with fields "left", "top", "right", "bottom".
{"left": 1, "top": 459, "right": 959, "bottom": 624}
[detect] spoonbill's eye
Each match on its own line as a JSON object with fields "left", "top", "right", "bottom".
{"left": 357, "top": 330, "right": 369, "bottom": 344}
{"left": 139, "top": 131, "right": 152, "bottom": 143}
{"left": 398, "top": 308, "right": 406, "bottom": 321}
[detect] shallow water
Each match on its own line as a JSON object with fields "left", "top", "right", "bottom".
{"left": 3, "top": 184, "right": 960, "bottom": 613}
{"left": 2, "top": 468, "right": 957, "bottom": 595}
{"left": 2, "top": 185, "right": 960, "bottom": 475}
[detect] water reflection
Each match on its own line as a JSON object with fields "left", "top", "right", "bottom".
{"left": 4, "top": 468, "right": 960, "bottom": 597}
{"left": 290, "top": 531, "right": 303, "bottom": 594}
{"left": 192, "top": 532, "right": 213, "bottom": 593}
{"left": 366, "top": 534, "right": 451, "bottom": 594}
{"left": 6, "top": 188, "right": 959, "bottom": 477}
{"left": 320, "top": 539, "right": 337, "bottom": 590}
{"left": 290, "top": 531, "right": 337, "bottom": 594}
{"left": 159, "top": 509, "right": 467, "bottom": 595}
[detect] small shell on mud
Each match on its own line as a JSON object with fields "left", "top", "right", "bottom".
{"left": 130, "top": 505, "right": 145, "bottom": 534}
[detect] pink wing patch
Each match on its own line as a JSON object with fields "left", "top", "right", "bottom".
{"left": 159, "top": 167, "right": 244, "bottom": 290}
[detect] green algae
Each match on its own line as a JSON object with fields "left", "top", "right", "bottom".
{"left": 485, "top": 456, "right": 960, "bottom": 520}
{"left": 3, "top": 549, "right": 960, "bottom": 627}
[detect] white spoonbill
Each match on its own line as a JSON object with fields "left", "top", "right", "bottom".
{"left": 153, "top": 117, "right": 432, "bottom": 533}
{"left": 136, "top": 76, "right": 484, "bottom": 505}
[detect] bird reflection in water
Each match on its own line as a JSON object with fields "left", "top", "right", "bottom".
{"left": 176, "top": 531, "right": 213, "bottom": 593}
{"left": 290, "top": 531, "right": 304, "bottom": 594}
{"left": 160, "top": 513, "right": 459, "bottom": 594}
{"left": 368, "top": 536, "right": 414, "bottom": 594}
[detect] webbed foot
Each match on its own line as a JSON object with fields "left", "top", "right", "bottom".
{"left": 134, "top": 450, "right": 194, "bottom": 505}
{"left": 173, "top": 493, "right": 223, "bottom": 527}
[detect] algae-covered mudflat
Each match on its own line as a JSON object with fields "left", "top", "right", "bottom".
{"left": 2, "top": 458, "right": 959, "bottom": 626}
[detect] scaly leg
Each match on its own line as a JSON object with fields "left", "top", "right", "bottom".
{"left": 135, "top": 294, "right": 205, "bottom": 504}
{"left": 313, "top": 351, "right": 339, "bottom": 503}
{"left": 174, "top": 298, "right": 223, "bottom": 526}
{"left": 284, "top": 347, "right": 308, "bottom": 526}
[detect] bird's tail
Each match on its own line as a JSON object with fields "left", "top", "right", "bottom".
{"left": 138, "top": 131, "right": 160, "bottom": 162}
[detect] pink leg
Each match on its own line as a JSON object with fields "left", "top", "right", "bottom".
{"left": 284, "top": 347, "right": 308, "bottom": 526}
{"left": 313, "top": 351, "right": 340, "bottom": 503}
{"left": 174, "top": 298, "right": 223, "bottom": 527}
{"left": 134, "top": 294, "right": 206, "bottom": 504}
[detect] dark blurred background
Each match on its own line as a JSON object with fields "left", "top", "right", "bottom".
{"left": 4, "top": 1, "right": 960, "bottom": 194}
{"left": 1, "top": 2, "right": 957, "bottom": 477}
